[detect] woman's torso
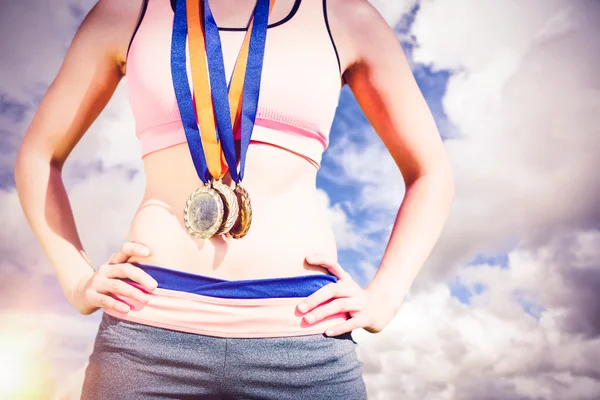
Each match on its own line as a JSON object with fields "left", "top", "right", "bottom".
{"left": 122, "top": 0, "right": 344, "bottom": 279}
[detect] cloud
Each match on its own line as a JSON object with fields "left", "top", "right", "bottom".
{"left": 326, "top": 132, "right": 405, "bottom": 214}
{"left": 464, "top": 229, "right": 600, "bottom": 338}
{"left": 0, "top": 0, "right": 96, "bottom": 184}
{"left": 0, "top": 163, "right": 145, "bottom": 314}
{"left": 0, "top": 0, "right": 145, "bottom": 291}
{"left": 338, "top": 1, "right": 600, "bottom": 399}
{"left": 354, "top": 229, "right": 600, "bottom": 400}
{"left": 325, "top": 0, "right": 600, "bottom": 286}
{"left": 316, "top": 188, "right": 364, "bottom": 250}
{"left": 0, "top": 0, "right": 141, "bottom": 187}
{"left": 416, "top": 0, "right": 600, "bottom": 285}
{"left": 368, "top": 0, "right": 418, "bottom": 28}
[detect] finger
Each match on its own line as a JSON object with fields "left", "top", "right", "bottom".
{"left": 297, "top": 282, "right": 353, "bottom": 314}
{"left": 324, "top": 315, "right": 367, "bottom": 337}
{"left": 305, "top": 255, "right": 351, "bottom": 280}
{"left": 96, "top": 276, "right": 151, "bottom": 303}
{"left": 101, "top": 263, "right": 158, "bottom": 292}
{"left": 109, "top": 251, "right": 129, "bottom": 265}
{"left": 88, "top": 290, "right": 131, "bottom": 313}
{"left": 112, "top": 241, "right": 151, "bottom": 264}
{"left": 303, "top": 297, "right": 362, "bottom": 325}
{"left": 121, "top": 241, "right": 151, "bottom": 256}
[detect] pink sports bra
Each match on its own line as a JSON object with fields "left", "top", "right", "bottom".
{"left": 125, "top": 0, "right": 343, "bottom": 168}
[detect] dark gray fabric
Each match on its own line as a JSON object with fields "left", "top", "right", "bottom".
{"left": 81, "top": 312, "right": 367, "bottom": 399}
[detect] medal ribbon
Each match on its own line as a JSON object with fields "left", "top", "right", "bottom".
{"left": 171, "top": 0, "right": 212, "bottom": 183}
{"left": 203, "top": 0, "right": 274, "bottom": 182}
{"left": 185, "top": 0, "right": 225, "bottom": 180}
{"left": 171, "top": 0, "right": 273, "bottom": 184}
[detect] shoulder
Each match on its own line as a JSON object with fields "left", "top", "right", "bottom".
{"left": 86, "top": 0, "right": 143, "bottom": 26}
{"left": 326, "top": 0, "right": 383, "bottom": 22}
{"left": 325, "top": 0, "right": 390, "bottom": 42}
{"left": 76, "top": 0, "right": 145, "bottom": 72}
{"left": 79, "top": 0, "right": 135, "bottom": 35}
{"left": 323, "top": 0, "right": 399, "bottom": 76}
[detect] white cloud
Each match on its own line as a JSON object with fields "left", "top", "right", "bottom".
{"left": 327, "top": 0, "right": 600, "bottom": 285}
{"left": 0, "top": 9, "right": 146, "bottom": 398}
{"left": 417, "top": 0, "right": 600, "bottom": 283}
{"left": 326, "top": 133, "right": 405, "bottom": 213}
{"left": 0, "top": 99, "right": 144, "bottom": 287}
{"left": 368, "top": 0, "right": 418, "bottom": 28}
{"left": 0, "top": 0, "right": 141, "bottom": 174}
{"left": 316, "top": 188, "right": 365, "bottom": 250}
{"left": 463, "top": 229, "right": 600, "bottom": 337}
{"left": 0, "top": 1, "right": 94, "bottom": 92}
{"left": 0, "top": 0, "right": 145, "bottom": 282}
{"left": 353, "top": 229, "right": 600, "bottom": 400}
{"left": 325, "top": 1, "right": 600, "bottom": 398}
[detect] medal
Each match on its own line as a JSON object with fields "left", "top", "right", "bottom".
{"left": 212, "top": 180, "right": 239, "bottom": 235}
{"left": 172, "top": 0, "right": 222, "bottom": 239}
{"left": 229, "top": 184, "right": 252, "bottom": 239}
{"left": 184, "top": 184, "right": 224, "bottom": 239}
{"left": 171, "top": 0, "right": 274, "bottom": 239}
{"left": 229, "top": 183, "right": 252, "bottom": 238}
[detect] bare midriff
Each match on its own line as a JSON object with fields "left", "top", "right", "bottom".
{"left": 125, "top": 135, "right": 337, "bottom": 280}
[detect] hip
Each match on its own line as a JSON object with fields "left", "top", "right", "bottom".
{"left": 82, "top": 264, "right": 367, "bottom": 398}
{"left": 105, "top": 262, "right": 346, "bottom": 338}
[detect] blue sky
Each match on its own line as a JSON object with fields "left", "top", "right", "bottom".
{"left": 322, "top": 71, "right": 456, "bottom": 287}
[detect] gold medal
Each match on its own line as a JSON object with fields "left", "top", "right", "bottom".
{"left": 213, "top": 180, "right": 239, "bottom": 235}
{"left": 229, "top": 184, "right": 252, "bottom": 239}
{"left": 183, "top": 183, "right": 224, "bottom": 239}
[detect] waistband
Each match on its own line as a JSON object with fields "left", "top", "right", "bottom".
{"left": 105, "top": 263, "right": 349, "bottom": 338}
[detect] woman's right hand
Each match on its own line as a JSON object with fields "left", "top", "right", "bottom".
{"left": 73, "top": 242, "right": 157, "bottom": 315}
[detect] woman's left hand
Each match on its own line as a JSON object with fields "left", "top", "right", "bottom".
{"left": 297, "top": 255, "right": 398, "bottom": 336}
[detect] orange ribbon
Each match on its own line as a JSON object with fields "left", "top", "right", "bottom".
{"left": 186, "top": 0, "right": 276, "bottom": 180}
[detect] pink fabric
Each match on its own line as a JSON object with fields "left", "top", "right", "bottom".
{"left": 126, "top": 0, "right": 341, "bottom": 168}
{"left": 106, "top": 287, "right": 349, "bottom": 338}
{"left": 136, "top": 112, "right": 327, "bottom": 167}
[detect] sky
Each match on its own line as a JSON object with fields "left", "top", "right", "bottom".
{"left": 1, "top": 0, "right": 600, "bottom": 399}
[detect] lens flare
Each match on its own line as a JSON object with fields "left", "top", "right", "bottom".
{"left": 0, "top": 330, "right": 53, "bottom": 398}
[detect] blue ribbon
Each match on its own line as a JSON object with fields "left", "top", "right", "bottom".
{"left": 170, "top": 0, "right": 212, "bottom": 183}
{"left": 203, "top": 0, "right": 270, "bottom": 182}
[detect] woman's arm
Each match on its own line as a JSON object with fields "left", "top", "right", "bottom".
{"left": 13, "top": 0, "right": 153, "bottom": 314}
{"left": 330, "top": 0, "right": 455, "bottom": 310}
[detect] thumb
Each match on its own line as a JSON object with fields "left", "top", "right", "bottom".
{"left": 305, "top": 254, "right": 348, "bottom": 280}
{"left": 110, "top": 242, "right": 151, "bottom": 264}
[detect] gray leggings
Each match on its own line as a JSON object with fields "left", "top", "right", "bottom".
{"left": 81, "top": 312, "right": 367, "bottom": 399}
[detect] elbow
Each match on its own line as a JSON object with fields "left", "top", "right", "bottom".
{"left": 14, "top": 144, "right": 60, "bottom": 182}
{"left": 437, "top": 168, "right": 455, "bottom": 205}
{"left": 13, "top": 146, "right": 34, "bottom": 192}
{"left": 13, "top": 147, "right": 27, "bottom": 191}
{"left": 429, "top": 170, "right": 455, "bottom": 207}
{"left": 410, "top": 167, "right": 455, "bottom": 205}
{"left": 13, "top": 146, "right": 59, "bottom": 201}
{"left": 427, "top": 157, "right": 455, "bottom": 204}
{"left": 445, "top": 177, "right": 456, "bottom": 210}
{"left": 443, "top": 170, "right": 455, "bottom": 201}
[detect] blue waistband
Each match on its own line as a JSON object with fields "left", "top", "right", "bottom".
{"left": 131, "top": 263, "right": 337, "bottom": 299}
